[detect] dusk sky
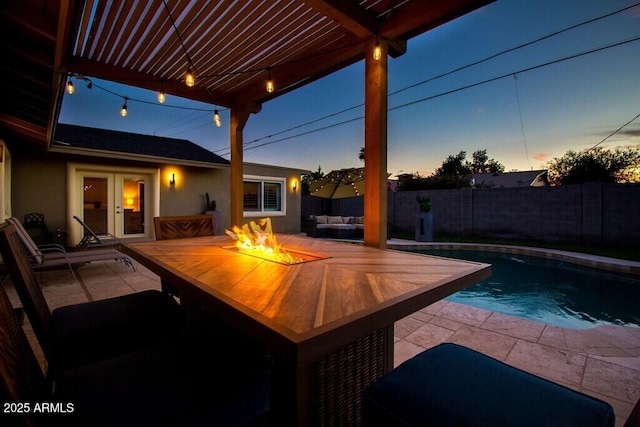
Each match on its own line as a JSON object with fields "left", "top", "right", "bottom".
{"left": 59, "top": 0, "right": 640, "bottom": 177}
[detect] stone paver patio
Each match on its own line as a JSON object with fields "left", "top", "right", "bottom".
{"left": 3, "top": 256, "right": 639, "bottom": 426}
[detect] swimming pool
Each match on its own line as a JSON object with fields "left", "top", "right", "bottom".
{"left": 413, "top": 249, "right": 640, "bottom": 329}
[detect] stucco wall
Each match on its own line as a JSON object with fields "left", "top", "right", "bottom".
{"left": 7, "top": 149, "right": 304, "bottom": 244}
{"left": 244, "top": 163, "right": 303, "bottom": 233}
{"left": 11, "top": 155, "right": 69, "bottom": 234}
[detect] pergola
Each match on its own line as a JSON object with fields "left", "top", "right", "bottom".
{"left": 0, "top": 0, "right": 494, "bottom": 248}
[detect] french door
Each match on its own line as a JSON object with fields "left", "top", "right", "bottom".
{"left": 70, "top": 164, "right": 158, "bottom": 243}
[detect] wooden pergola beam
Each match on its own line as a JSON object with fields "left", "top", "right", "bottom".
{"left": 61, "top": 59, "right": 235, "bottom": 108}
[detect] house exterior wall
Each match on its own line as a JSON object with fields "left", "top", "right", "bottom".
{"left": 11, "top": 154, "right": 69, "bottom": 235}
{"left": 6, "top": 148, "right": 304, "bottom": 244}
{"left": 243, "top": 163, "right": 304, "bottom": 233}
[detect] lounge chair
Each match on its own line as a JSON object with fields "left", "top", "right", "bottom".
{"left": 0, "top": 221, "right": 186, "bottom": 378}
{"left": 153, "top": 214, "right": 216, "bottom": 297}
{"left": 73, "top": 215, "right": 121, "bottom": 249}
{"left": 6, "top": 217, "right": 134, "bottom": 280}
{"left": 0, "top": 260, "right": 270, "bottom": 427}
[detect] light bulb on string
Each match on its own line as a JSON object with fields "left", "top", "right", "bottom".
{"left": 373, "top": 37, "right": 382, "bottom": 61}
{"left": 157, "top": 81, "right": 166, "bottom": 103}
{"left": 120, "top": 98, "right": 128, "bottom": 117}
{"left": 266, "top": 67, "right": 274, "bottom": 93}
{"left": 184, "top": 68, "right": 195, "bottom": 87}
{"left": 213, "top": 109, "right": 221, "bottom": 127}
{"left": 66, "top": 80, "right": 74, "bottom": 95}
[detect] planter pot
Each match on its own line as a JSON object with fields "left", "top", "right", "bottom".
{"left": 205, "top": 210, "right": 221, "bottom": 235}
{"left": 415, "top": 211, "right": 433, "bottom": 242}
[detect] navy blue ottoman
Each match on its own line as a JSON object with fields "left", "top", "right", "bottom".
{"left": 363, "top": 343, "right": 614, "bottom": 427}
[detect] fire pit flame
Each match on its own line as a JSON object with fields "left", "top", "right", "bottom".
{"left": 225, "top": 218, "right": 306, "bottom": 265}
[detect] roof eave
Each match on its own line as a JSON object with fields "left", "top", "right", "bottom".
{"left": 48, "top": 144, "right": 230, "bottom": 169}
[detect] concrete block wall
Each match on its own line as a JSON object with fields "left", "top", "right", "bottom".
{"left": 389, "top": 183, "right": 639, "bottom": 247}
{"left": 302, "top": 183, "right": 639, "bottom": 247}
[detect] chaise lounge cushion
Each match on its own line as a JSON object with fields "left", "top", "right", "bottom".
{"left": 363, "top": 343, "right": 615, "bottom": 427}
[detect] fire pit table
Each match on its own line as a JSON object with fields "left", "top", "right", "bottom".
{"left": 123, "top": 234, "right": 490, "bottom": 426}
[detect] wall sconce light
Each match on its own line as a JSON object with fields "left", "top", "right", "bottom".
{"left": 293, "top": 180, "right": 298, "bottom": 192}
{"left": 126, "top": 198, "right": 134, "bottom": 205}
{"left": 170, "top": 173, "right": 175, "bottom": 186}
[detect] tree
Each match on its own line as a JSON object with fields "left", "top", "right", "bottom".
{"left": 434, "top": 151, "right": 472, "bottom": 177}
{"left": 545, "top": 147, "right": 640, "bottom": 185}
{"left": 358, "top": 147, "right": 365, "bottom": 162}
{"left": 471, "top": 149, "right": 505, "bottom": 174}
{"left": 301, "top": 165, "right": 324, "bottom": 195}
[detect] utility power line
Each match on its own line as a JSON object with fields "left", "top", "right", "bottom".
{"left": 213, "top": 2, "right": 640, "bottom": 156}
{"left": 214, "top": 36, "right": 640, "bottom": 156}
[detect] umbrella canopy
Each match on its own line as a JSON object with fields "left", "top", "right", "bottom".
{"left": 309, "top": 168, "right": 365, "bottom": 199}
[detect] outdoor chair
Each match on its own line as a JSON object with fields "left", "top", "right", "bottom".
{"left": 73, "top": 215, "right": 121, "bottom": 249}
{"left": 0, "top": 222, "right": 185, "bottom": 378}
{"left": 23, "top": 212, "right": 52, "bottom": 245}
{"left": 362, "top": 343, "right": 615, "bottom": 427}
{"left": 0, "top": 274, "right": 270, "bottom": 427}
{"left": 153, "top": 214, "right": 216, "bottom": 297}
{"left": 6, "top": 217, "right": 134, "bottom": 281}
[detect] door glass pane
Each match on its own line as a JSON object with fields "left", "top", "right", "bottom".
{"left": 123, "top": 178, "right": 145, "bottom": 234}
{"left": 83, "top": 177, "right": 108, "bottom": 233}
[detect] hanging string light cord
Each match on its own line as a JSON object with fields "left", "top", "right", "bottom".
{"left": 161, "top": 0, "right": 198, "bottom": 78}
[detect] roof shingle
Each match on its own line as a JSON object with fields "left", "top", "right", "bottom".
{"left": 54, "top": 123, "right": 229, "bottom": 165}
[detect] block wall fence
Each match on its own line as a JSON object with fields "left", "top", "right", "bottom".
{"left": 301, "top": 183, "right": 640, "bottom": 247}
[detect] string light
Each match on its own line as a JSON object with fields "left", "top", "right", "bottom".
{"left": 66, "top": 80, "right": 74, "bottom": 94}
{"left": 120, "top": 98, "right": 128, "bottom": 117}
{"left": 373, "top": 37, "right": 382, "bottom": 61}
{"left": 157, "top": 81, "right": 166, "bottom": 103}
{"left": 266, "top": 67, "right": 274, "bottom": 93}
{"left": 184, "top": 67, "right": 195, "bottom": 87}
{"left": 213, "top": 109, "right": 221, "bottom": 127}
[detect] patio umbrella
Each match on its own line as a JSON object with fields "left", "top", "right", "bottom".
{"left": 309, "top": 167, "right": 365, "bottom": 199}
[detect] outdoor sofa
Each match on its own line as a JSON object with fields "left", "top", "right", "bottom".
{"left": 306, "top": 215, "right": 364, "bottom": 238}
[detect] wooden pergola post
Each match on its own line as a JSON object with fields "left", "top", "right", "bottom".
{"left": 229, "top": 103, "right": 259, "bottom": 227}
{"left": 363, "top": 38, "right": 388, "bottom": 249}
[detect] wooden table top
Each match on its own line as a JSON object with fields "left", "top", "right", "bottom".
{"left": 122, "top": 235, "right": 491, "bottom": 360}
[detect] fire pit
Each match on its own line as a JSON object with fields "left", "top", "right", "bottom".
{"left": 225, "top": 218, "right": 329, "bottom": 265}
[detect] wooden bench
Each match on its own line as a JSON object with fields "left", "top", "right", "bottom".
{"left": 153, "top": 214, "right": 216, "bottom": 240}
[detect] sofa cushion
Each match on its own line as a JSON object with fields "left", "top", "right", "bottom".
{"left": 315, "top": 215, "right": 328, "bottom": 224}
{"left": 327, "top": 216, "right": 343, "bottom": 224}
{"left": 329, "top": 224, "right": 356, "bottom": 230}
{"left": 342, "top": 216, "right": 354, "bottom": 224}
{"left": 355, "top": 216, "right": 364, "bottom": 224}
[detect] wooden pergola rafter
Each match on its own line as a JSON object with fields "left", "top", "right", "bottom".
{"left": 0, "top": 0, "right": 495, "bottom": 247}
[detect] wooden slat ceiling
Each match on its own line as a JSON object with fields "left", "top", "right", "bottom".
{"left": 0, "top": 0, "right": 494, "bottom": 147}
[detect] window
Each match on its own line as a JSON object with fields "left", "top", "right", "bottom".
{"left": 243, "top": 175, "right": 286, "bottom": 216}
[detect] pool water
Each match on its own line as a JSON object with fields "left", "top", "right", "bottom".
{"left": 414, "top": 250, "right": 640, "bottom": 329}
